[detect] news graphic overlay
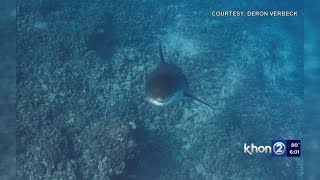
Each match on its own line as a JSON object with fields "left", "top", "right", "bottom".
{"left": 286, "top": 140, "right": 301, "bottom": 157}
{"left": 243, "top": 140, "right": 301, "bottom": 157}
{"left": 272, "top": 140, "right": 301, "bottom": 157}
{"left": 272, "top": 140, "right": 287, "bottom": 157}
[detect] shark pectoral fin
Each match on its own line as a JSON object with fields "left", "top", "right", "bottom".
{"left": 184, "top": 93, "right": 216, "bottom": 110}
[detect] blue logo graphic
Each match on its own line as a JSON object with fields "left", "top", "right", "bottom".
{"left": 272, "top": 140, "right": 287, "bottom": 157}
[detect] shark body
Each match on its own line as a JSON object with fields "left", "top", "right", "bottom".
{"left": 145, "top": 43, "right": 215, "bottom": 110}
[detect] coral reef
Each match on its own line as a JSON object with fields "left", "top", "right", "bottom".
{"left": 17, "top": 0, "right": 304, "bottom": 179}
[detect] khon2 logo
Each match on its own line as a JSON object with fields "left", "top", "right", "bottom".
{"left": 243, "top": 140, "right": 301, "bottom": 157}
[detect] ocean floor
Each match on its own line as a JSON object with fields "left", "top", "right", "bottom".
{"left": 16, "top": 0, "right": 304, "bottom": 179}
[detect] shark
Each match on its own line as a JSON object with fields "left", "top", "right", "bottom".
{"left": 145, "top": 43, "right": 216, "bottom": 110}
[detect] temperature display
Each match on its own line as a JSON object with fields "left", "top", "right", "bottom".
{"left": 287, "top": 140, "right": 301, "bottom": 157}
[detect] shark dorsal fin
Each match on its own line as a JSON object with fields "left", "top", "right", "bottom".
{"left": 159, "top": 43, "right": 165, "bottom": 64}
{"left": 184, "top": 93, "right": 216, "bottom": 110}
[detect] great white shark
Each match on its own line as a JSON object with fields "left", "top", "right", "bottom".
{"left": 145, "top": 43, "right": 215, "bottom": 110}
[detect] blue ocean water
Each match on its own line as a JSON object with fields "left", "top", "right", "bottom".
{"left": 304, "top": 0, "right": 320, "bottom": 179}
{"left": 15, "top": 0, "right": 308, "bottom": 179}
{"left": 0, "top": 1, "right": 16, "bottom": 179}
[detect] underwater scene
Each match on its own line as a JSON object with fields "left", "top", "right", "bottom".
{"left": 16, "top": 0, "right": 304, "bottom": 179}
{"left": 0, "top": 1, "right": 16, "bottom": 179}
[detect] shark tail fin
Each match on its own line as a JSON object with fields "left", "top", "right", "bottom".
{"left": 184, "top": 93, "right": 216, "bottom": 110}
{"left": 159, "top": 42, "right": 165, "bottom": 64}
